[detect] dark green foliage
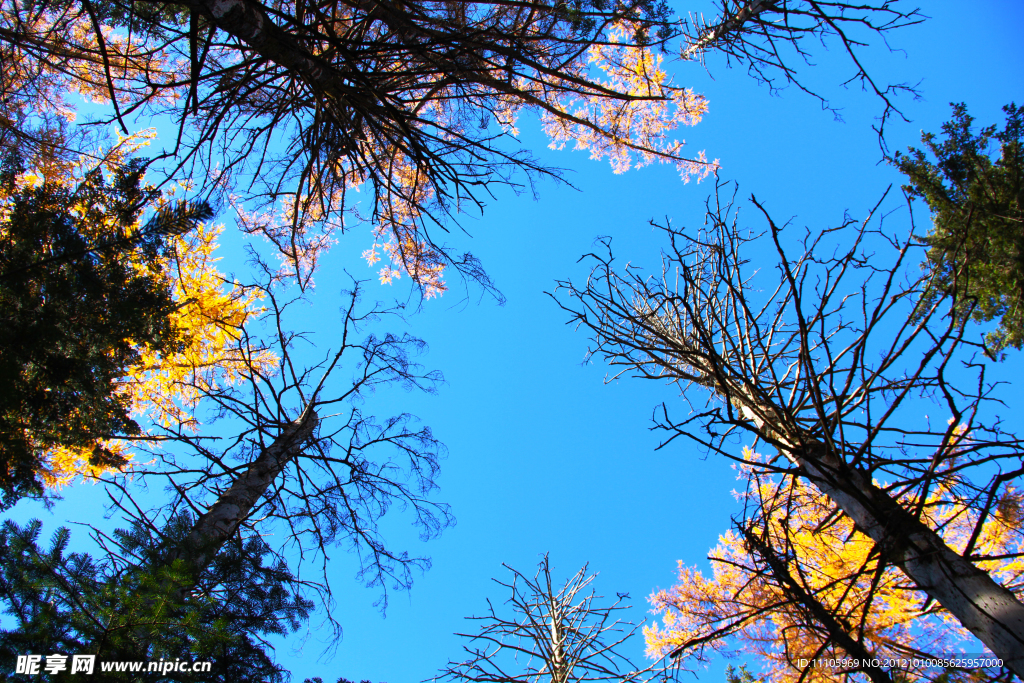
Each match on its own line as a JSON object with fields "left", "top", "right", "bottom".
{"left": 0, "top": 515, "right": 312, "bottom": 681}
{"left": 0, "top": 158, "right": 211, "bottom": 505}
{"left": 895, "top": 103, "right": 1023, "bottom": 354}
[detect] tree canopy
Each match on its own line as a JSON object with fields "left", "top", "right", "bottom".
{"left": 0, "top": 0, "right": 953, "bottom": 678}
{"left": 895, "top": 103, "right": 1024, "bottom": 354}
{"left": 0, "top": 153, "right": 212, "bottom": 504}
{"left": 0, "top": 0, "right": 924, "bottom": 295}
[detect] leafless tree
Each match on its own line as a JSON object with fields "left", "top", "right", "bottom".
{"left": 552, "top": 179, "right": 1024, "bottom": 673}
{"left": 677, "top": 1, "right": 924, "bottom": 138}
{"left": 99, "top": 268, "right": 452, "bottom": 640}
{"left": 437, "top": 555, "right": 673, "bottom": 683}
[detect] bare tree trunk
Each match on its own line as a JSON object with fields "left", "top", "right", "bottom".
{"left": 172, "top": 407, "right": 319, "bottom": 577}
{"left": 190, "top": 0, "right": 330, "bottom": 84}
{"left": 795, "top": 437, "right": 1024, "bottom": 674}
{"left": 557, "top": 200, "right": 1024, "bottom": 673}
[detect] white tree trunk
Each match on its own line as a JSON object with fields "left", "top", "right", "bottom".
{"left": 681, "top": 0, "right": 775, "bottom": 61}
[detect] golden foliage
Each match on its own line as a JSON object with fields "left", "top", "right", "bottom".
{"left": 1, "top": 134, "right": 269, "bottom": 487}
{"left": 644, "top": 447, "right": 1024, "bottom": 682}
{"left": 544, "top": 22, "right": 711, "bottom": 179}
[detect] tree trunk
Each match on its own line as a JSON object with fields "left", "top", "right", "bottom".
{"left": 637, "top": 303, "right": 1024, "bottom": 671}
{"left": 731, "top": 390, "right": 1024, "bottom": 674}
{"left": 172, "top": 408, "right": 319, "bottom": 577}
{"left": 188, "top": 0, "right": 332, "bottom": 82}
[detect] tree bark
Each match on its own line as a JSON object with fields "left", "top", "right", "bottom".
{"left": 681, "top": 0, "right": 776, "bottom": 61}
{"left": 172, "top": 407, "right": 319, "bottom": 577}
{"left": 728, "top": 387, "right": 1024, "bottom": 674}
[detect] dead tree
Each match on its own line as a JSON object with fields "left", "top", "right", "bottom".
{"left": 677, "top": 0, "right": 924, "bottom": 136}
{"left": 438, "top": 555, "right": 672, "bottom": 683}
{"left": 100, "top": 272, "right": 452, "bottom": 635}
{"left": 553, "top": 180, "right": 1024, "bottom": 674}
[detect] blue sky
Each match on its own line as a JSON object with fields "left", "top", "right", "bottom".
{"left": 11, "top": 1, "right": 1024, "bottom": 681}
{"left": 271, "top": 3, "right": 1024, "bottom": 679}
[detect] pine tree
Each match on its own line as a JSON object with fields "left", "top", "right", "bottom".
{"left": 895, "top": 103, "right": 1024, "bottom": 353}
{"left": 0, "top": 156, "right": 211, "bottom": 505}
{"left": 0, "top": 516, "right": 311, "bottom": 681}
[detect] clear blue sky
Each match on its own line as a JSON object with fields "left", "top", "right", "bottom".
{"left": 11, "top": 1, "right": 1024, "bottom": 681}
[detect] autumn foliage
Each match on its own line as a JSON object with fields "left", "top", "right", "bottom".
{"left": 645, "top": 446, "right": 1024, "bottom": 682}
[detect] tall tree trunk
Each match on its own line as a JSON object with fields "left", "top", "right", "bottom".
{"left": 171, "top": 408, "right": 319, "bottom": 577}
{"left": 634, "top": 298, "right": 1024, "bottom": 671}
{"left": 728, "top": 384, "right": 1024, "bottom": 674}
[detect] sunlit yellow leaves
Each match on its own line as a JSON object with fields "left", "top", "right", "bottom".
{"left": 542, "top": 22, "right": 714, "bottom": 180}
{"left": 644, "top": 457, "right": 1024, "bottom": 682}
{"left": 119, "top": 221, "right": 272, "bottom": 433}
{"left": 41, "top": 441, "right": 134, "bottom": 489}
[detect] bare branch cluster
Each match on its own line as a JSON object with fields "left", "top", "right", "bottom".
{"left": 0, "top": 0, "right": 926, "bottom": 296}
{"left": 103, "top": 274, "right": 452, "bottom": 637}
{"left": 680, "top": 1, "right": 924, "bottom": 135}
{"left": 553, "top": 179, "right": 1024, "bottom": 674}
{"left": 438, "top": 555, "right": 673, "bottom": 683}
{"left": 1, "top": 0, "right": 718, "bottom": 293}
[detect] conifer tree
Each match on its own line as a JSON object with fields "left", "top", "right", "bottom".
{"left": 0, "top": 516, "right": 311, "bottom": 681}
{"left": 0, "top": 156, "right": 211, "bottom": 505}
{"left": 895, "top": 103, "right": 1024, "bottom": 354}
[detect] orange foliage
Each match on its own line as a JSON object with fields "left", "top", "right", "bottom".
{"left": 0, "top": 2, "right": 177, "bottom": 149}
{"left": 0, "top": 134, "right": 270, "bottom": 487}
{"left": 2, "top": 2, "right": 717, "bottom": 297}
{"left": 645, "top": 448, "right": 1024, "bottom": 682}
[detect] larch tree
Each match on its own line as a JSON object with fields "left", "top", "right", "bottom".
{"left": 0, "top": 141, "right": 223, "bottom": 505}
{"left": 553, "top": 178, "right": 1024, "bottom": 674}
{"left": 0, "top": 129, "right": 273, "bottom": 502}
{"left": 637, "top": 105, "right": 1024, "bottom": 681}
